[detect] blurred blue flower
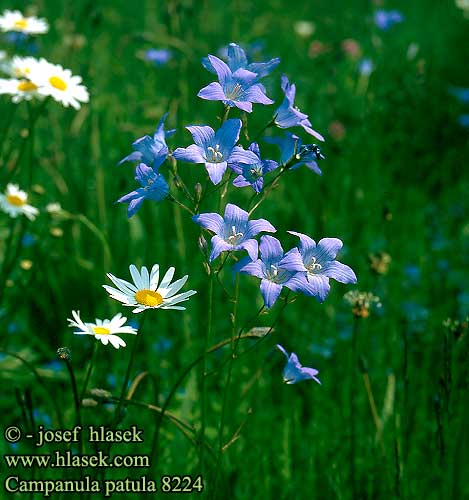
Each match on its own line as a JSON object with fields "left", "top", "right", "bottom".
{"left": 374, "top": 10, "right": 404, "bottom": 30}
{"left": 192, "top": 203, "right": 276, "bottom": 262}
{"left": 117, "top": 163, "right": 169, "bottom": 218}
{"left": 449, "top": 86, "right": 469, "bottom": 103}
{"left": 358, "top": 58, "right": 374, "bottom": 76}
{"left": 198, "top": 54, "right": 274, "bottom": 112}
{"left": 289, "top": 231, "right": 357, "bottom": 302}
{"left": 235, "top": 235, "right": 317, "bottom": 308}
{"left": 42, "top": 360, "right": 64, "bottom": 372}
{"left": 458, "top": 114, "right": 469, "bottom": 127}
{"left": 229, "top": 142, "right": 278, "bottom": 192}
{"left": 144, "top": 48, "right": 172, "bottom": 66}
{"left": 173, "top": 119, "right": 258, "bottom": 184}
{"left": 4, "top": 32, "right": 38, "bottom": 53}
{"left": 153, "top": 337, "right": 173, "bottom": 353}
{"left": 118, "top": 113, "right": 175, "bottom": 167}
{"left": 33, "top": 409, "right": 52, "bottom": 427}
{"left": 274, "top": 75, "right": 324, "bottom": 141}
{"left": 21, "top": 233, "right": 36, "bottom": 247}
{"left": 7, "top": 322, "right": 19, "bottom": 334}
{"left": 404, "top": 265, "right": 421, "bottom": 284}
{"left": 276, "top": 344, "right": 321, "bottom": 384}
{"left": 202, "top": 42, "right": 280, "bottom": 79}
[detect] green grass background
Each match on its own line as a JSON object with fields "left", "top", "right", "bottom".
{"left": 1, "top": 0, "right": 468, "bottom": 498}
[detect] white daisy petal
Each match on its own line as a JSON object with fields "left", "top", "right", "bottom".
{"left": 161, "top": 275, "right": 189, "bottom": 298}
{"left": 129, "top": 264, "right": 144, "bottom": 289}
{"left": 150, "top": 264, "right": 160, "bottom": 289}
{"left": 159, "top": 267, "right": 176, "bottom": 289}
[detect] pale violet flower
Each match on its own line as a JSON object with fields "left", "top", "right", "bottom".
{"left": 276, "top": 344, "right": 321, "bottom": 384}
{"left": 192, "top": 203, "right": 276, "bottom": 262}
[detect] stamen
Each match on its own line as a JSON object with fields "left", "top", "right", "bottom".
{"left": 226, "top": 225, "right": 244, "bottom": 245}
{"left": 306, "top": 257, "right": 322, "bottom": 273}
{"left": 206, "top": 144, "right": 223, "bottom": 163}
{"left": 135, "top": 289, "right": 163, "bottom": 307}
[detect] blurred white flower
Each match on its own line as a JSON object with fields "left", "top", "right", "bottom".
{"left": 294, "top": 20, "right": 315, "bottom": 38}
{"left": 0, "top": 184, "right": 39, "bottom": 220}
{"left": 0, "top": 10, "right": 48, "bottom": 34}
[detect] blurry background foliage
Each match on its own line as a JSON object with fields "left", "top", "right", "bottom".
{"left": 0, "top": 0, "right": 468, "bottom": 498}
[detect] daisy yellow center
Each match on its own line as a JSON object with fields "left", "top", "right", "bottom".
{"left": 135, "top": 289, "right": 163, "bottom": 307}
{"left": 17, "top": 80, "right": 38, "bottom": 92}
{"left": 93, "top": 326, "right": 110, "bottom": 335}
{"left": 6, "top": 194, "right": 25, "bottom": 207}
{"left": 14, "top": 19, "right": 28, "bottom": 29}
{"left": 49, "top": 76, "right": 67, "bottom": 91}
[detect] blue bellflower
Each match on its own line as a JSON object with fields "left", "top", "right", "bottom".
{"left": 202, "top": 42, "right": 280, "bottom": 79}
{"left": 172, "top": 118, "right": 258, "bottom": 185}
{"left": 118, "top": 113, "right": 175, "bottom": 167}
{"left": 276, "top": 344, "right": 321, "bottom": 385}
{"left": 235, "top": 235, "right": 317, "bottom": 308}
{"left": 265, "top": 132, "right": 325, "bottom": 175}
{"left": 229, "top": 142, "right": 278, "bottom": 192}
{"left": 144, "top": 49, "right": 172, "bottom": 66}
{"left": 192, "top": 203, "right": 276, "bottom": 262}
{"left": 274, "top": 75, "right": 324, "bottom": 141}
{"left": 198, "top": 55, "right": 274, "bottom": 113}
{"left": 289, "top": 231, "right": 357, "bottom": 302}
{"left": 117, "top": 163, "right": 169, "bottom": 218}
{"left": 374, "top": 10, "right": 404, "bottom": 30}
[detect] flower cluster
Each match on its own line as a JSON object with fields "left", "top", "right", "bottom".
{"left": 112, "top": 42, "right": 358, "bottom": 383}
{"left": 0, "top": 11, "right": 89, "bottom": 109}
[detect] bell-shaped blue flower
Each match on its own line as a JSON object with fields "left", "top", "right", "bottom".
{"left": 235, "top": 235, "right": 317, "bottom": 308}
{"left": 118, "top": 113, "right": 175, "bottom": 167}
{"left": 192, "top": 203, "right": 276, "bottom": 262}
{"left": 229, "top": 142, "right": 278, "bottom": 192}
{"left": 288, "top": 231, "right": 357, "bottom": 302}
{"left": 117, "top": 163, "right": 169, "bottom": 218}
{"left": 198, "top": 55, "right": 274, "bottom": 113}
{"left": 276, "top": 344, "right": 321, "bottom": 385}
{"left": 172, "top": 119, "right": 258, "bottom": 185}
{"left": 274, "top": 76, "right": 324, "bottom": 141}
{"left": 202, "top": 43, "right": 280, "bottom": 79}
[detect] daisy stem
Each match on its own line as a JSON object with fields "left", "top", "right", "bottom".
{"left": 79, "top": 342, "right": 98, "bottom": 404}
{"left": 111, "top": 312, "right": 147, "bottom": 429}
{"left": 63, "top": 357, "right": 82, "bottom": 452}
{"left": 0, "top": 104, "right": 16, "bottom": 166}
{"left": 349, "top": 316, "right": 360, "bottom": 499}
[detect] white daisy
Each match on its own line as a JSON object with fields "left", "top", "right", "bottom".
{"left": 0, "top": 10, "right": 48, "bottom": 34}
{"left": 67, "top": 311, "right": 138, "bottom": 349}
{"left": 0, "top": 184, "right": 39, "bottom": 220}
{"left": 28, "top": 58, "right": 89, "bottom": 109}
{"left": 0, "top": 77, "right": 41, "bottom": 103}
{"left": 103, "top": 264, "right": 197, "bottom": 313}
{"left": 6, "top": 55, "right": 40, "bottom": 78}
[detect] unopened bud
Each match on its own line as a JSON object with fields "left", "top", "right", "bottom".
{"left": 194, "top": 183, "right": 202, "bottom": 203}
{"left": 198, "top": 235, "right": 208, "bottom": 255}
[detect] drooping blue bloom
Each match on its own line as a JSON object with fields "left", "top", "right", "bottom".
{"left": 229, "top": 142, "right": 278, "bottom": 192}
{"left": 21, "top": 233, "right": 36, "bottom": 247}
{"left": 235, "top": 235, "right": 317, "bottom": 308}
{"left": 274, "top": 75, "right": 324, "bottom": 141}
{"left": 192, "top": 203, "right": 276, "bottom": 262}
{"left": 198, "top": 55, "right": 274, "bottom": 113}
{"left": 4, "top": 32, "right": 38, "bottom": 53}
{"left": 144, "top": 48, "right": 172, "bottom": 66}
{"left": 374, "top": 10, "right": 404, "bottom": 30}
{"left": 118, "top": 113, "right": 175, "bottom": 167}
{"left": 276, "top": 344, "right": 321, "bottom": 385}
{"left": 202, "top": 42, "right": 280, "bottom": 79}
{"left": 172, "top": 118, "right": 258, "bottom": 185}
{"left": 117, "top": 163, "right": 169, "bottom": 218}
{"left": 358, "top": 58, "right": 374, "bottom": 76}
{"left": 265, "top": 132, "right": 325, "bottom": 174}
{"left": 289, "top": 231, "right": 357, "bottom": 302}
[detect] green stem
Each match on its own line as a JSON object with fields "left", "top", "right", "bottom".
{"left": 79, "top": 342, "right": 98, "bottom": 403}
{"left": 63, "top": 358, "right": 82, "bottom": 454}
{"left": 251, "top": 116, "right": 276, "bottom": 143}
{"left": 111, "top": 313, "right": 147, "bottom": 429}
{"left": 221, "top": 104, "right": 230, "bottom": 124}
{"left": 350, "top": 316, "right": 359, "bottom": 499}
